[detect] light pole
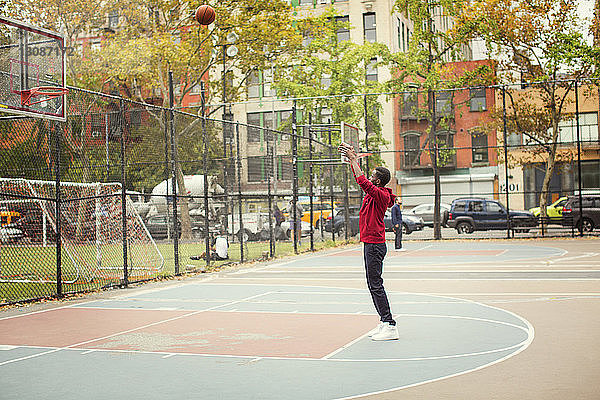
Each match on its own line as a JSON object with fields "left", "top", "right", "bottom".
{"left": 221, "top": 32, "right": 237, "bottom": 237}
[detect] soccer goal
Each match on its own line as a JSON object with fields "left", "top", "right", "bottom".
{"left": 0, "top": 178, "right": 164, "bottom": 284}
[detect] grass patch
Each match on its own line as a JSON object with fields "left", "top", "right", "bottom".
{"left": 0, "top": 237, "right": 358, "bottom": 305}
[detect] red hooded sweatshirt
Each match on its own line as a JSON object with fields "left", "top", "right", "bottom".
{"left": 354, "top": 172, "right": 396, "bottom": 243}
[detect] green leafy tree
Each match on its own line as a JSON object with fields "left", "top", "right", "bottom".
{"left": 460, "top": 0, "right": 600, "bottom": 219}
{"left": 386, "top": 0, "right": 491, "bottom": 238}
{"left": 274, "top": 9, "right": 390, "bottom": 194}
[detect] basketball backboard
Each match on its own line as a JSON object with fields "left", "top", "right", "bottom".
{"left": 340, "top": 122, "right": 361, "bottom": 164}
{"left": 0, "top": 17, "right": 67, "bottom": 121}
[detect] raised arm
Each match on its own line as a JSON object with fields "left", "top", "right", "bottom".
{"left": 338, "top": 142, "right": 363, "bottom": 178}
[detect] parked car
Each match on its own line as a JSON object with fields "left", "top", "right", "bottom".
{"left": 529, "top": 196, "right": 567, "bottom": 223}
{"left": 323, "top": 206, "right": 361, "bottom": 236}
{"left": 0, "top": 224, "right": 24, "bottom": 243}
{"left": 561, "top": 195, "right": 600, "bottom": 232}
{"left": 282, "top": 199, "right": 340, "bottom": 229}
{"left": 447, "top": 197, "right": 538, "bottom": 234}
{"left": 406, "top": 203, "right": 451, "bottom": 227}
{"left": 144, "top": 214, "right": 207, "bottom": 239}
{"left": 323, "top": 206, "right": 424, "bottom": 236}
{"left": 383, "top": 211, "right": 425, "bottom": 234}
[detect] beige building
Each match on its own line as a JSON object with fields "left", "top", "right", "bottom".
{"left": 227, "top": 0, "right": 471, "bottom": 194}
{"left": 496, "top": 83, "right": 600, "bottom": 210}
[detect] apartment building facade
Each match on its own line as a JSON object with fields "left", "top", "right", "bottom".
{"left": 498, "top": 83, "right": 600, "bottom": 210}
{"left": 229, "top": 0, "right": 470, "bottom": 194}
{"left": 394, "top": 60, "right": 498, "bottom": 207}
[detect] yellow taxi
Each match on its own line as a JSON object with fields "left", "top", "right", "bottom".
{"left": 283, "top": 200, "right": 340, "bottom": 228}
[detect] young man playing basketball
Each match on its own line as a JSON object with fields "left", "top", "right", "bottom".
{"left": 339, "top": 143, "right": 399, "bottom": 341}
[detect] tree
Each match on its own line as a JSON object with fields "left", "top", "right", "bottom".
{"left": 386, "top": 0, "right": 492, "bottom": 239}
{"left": 274, "top": 9, "right": 391, "bottom": 188}
{"left": 460, "top": 0, "right": 600, "bottom": 219}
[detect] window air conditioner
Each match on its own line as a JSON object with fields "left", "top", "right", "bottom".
{"left": 474, "top": 153, "right": 483, "bottom": 161}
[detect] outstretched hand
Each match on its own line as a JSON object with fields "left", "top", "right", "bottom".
{"left": 338, "top": 142, "right": 357, "bottom": 161}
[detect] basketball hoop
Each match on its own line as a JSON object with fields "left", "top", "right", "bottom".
{"left": 20, "top": 86, "right": 69, "bottom": 107}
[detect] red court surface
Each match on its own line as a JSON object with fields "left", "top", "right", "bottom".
{"left": 76, "top": 310, "right": 374, "bottom": 358}
{"left": 0, "top": 308, "right": 190, "bottom": 348}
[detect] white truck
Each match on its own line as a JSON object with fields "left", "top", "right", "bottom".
{"left": 227, "top": 212, "right": 272, "bottom": 242}
{"left": 227, "top": 213, "right": 312, "bottom": 242}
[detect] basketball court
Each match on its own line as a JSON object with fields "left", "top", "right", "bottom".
{"left": 1, "top": 238, "right": 599, "bottom": 399}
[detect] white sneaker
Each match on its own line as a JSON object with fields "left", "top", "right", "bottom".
{"left": 394, "top": 248, "right": 406, "bottom": 252}
{"left": 367, "top": 322, "right": 384, "bottom": 337}
{"left": 371, "top": 322, "right": 399, "bottom": 341}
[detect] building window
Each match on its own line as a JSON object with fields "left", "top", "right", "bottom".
{"left": 366, "top": 58, "right": 378, "bottom": 82}
{"left": 471, "top": 131, "right": 488, "bottom": 163}
{"left": 320, "top": 108, "right": 333, "bottom": 124}
{"left": 247, "top": 111, "right": 292, "bottom": 142}
{"left": 397, "top": 19, "right": 403, "bottom": 52}
{"left": 403, "top": 133, "right": 420, "bottom": 167}
{"left": 401, "top": 90, "right": 418, "bottom": 117}
{"left": 435, "top": 91, "right": 453, "bottom": 117}
{"left": 302, "top": 30, "right": 313, "bottom": 47}
{"left": 321, "top": 73, "right": 331, "bottom": 89}
{"left": 335, "top": 16, "right": 350, "bottom": 42}
{"left": 363, "top": 13, "right": 376, "bottom": 43}
{"left": 558, "top": 112, "right": 599, "bottom": 144}
{"left": 575, "top": 160, "right": 600, "bottom": 189}
{"left": 108, "top": 10, "right": 119, "bottom": 28}
{"left": 262, "top": 69, "right": 275, "bottom": 97}
{"left": 299, "top": 0, "right": 313, "bottom": 4}
{"left": 247, "top": 70, "right": 260, "bottom": 98}
{"left": 470, "top": 88, "right": 487, "bottom": 111}
{"left": 277, "top": 155, "right": 293, "bottom": 181}
{"left": 247, "top": 156, "right": 266, "bottom": 182}
{"left": 247, "top": 112, "right": 261, "bottom": 142}
{"left": 436, "top": 131, "right": 455, "bottom": 167}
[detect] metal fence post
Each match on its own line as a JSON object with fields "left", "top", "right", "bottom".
{"left": 328, "top": 124, "right": 335, "bottom": 242}
{"left": 575, "top": 79, "right": 583, "bottom": 237}
{"left": 53, "top": 121, "right": 62, "bottom": 298}
{"left": 236, "top": 123, "right": 244, "bottom": 263}
{"left": 502, "top": 85, "right": 511, "bottom": 239}
{"left": 201, "top": 81, "right": 211, "bottom": 265}
{"left": 308, "top": 113, "right": 314, "bottom": 251}
{"left": 168, "top": 71, "right": 180, "bottom": 275}
{"left": 119, "top": 99, "right": 128, "bottom": 286}
{"left": 292, "top": 100, "right": 299, "bottom": 253}
{"left": 267, "top": 129, "right": 274, "bottom": 258}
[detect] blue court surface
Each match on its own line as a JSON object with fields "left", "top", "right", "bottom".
{"left": 3, "top": 239, "right": 597, "bottom": 399}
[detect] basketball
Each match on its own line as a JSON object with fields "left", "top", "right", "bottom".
{"left": 195, "top": 5, "right": 216, "bottom": 25}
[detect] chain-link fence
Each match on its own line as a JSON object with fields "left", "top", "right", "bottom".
{"left": 1, "top": 79, "right": 599, "bottom": 304}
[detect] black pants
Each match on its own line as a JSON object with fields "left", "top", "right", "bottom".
{"left": 363, "top": 242, "right": 395, "bottom": 325}
{"left": 393, "top": 225, "right": 402, "bottom": 249}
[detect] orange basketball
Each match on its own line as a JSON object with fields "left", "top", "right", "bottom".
{"left": 195, "top": 5, "right": 216, "bottom": 25}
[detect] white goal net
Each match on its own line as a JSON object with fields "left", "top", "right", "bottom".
{"left": 0, "top": 178, "right": 164, "bottom": 283}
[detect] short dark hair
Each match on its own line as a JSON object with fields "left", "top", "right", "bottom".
{"left": 374, "top": 167, "right": 391, "bottom": 187}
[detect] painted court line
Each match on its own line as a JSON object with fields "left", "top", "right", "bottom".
{"left": 0, "top": 291, "right": 274, "bottom": 367}
{"left": 228, "top": 246, "right": 361, "bottom": 275}
{"left": 2, "top": 312, "right": 531, "bottom": 363}
{"left": 333, "top": 302, "right": 536, "bottom": 400}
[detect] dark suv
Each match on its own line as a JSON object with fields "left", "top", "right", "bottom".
{"left": 561, "top": 195, "right": 600, "bottom": 232}
{"left": 447, "top": 197, "right": 538, "bottom": 234}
